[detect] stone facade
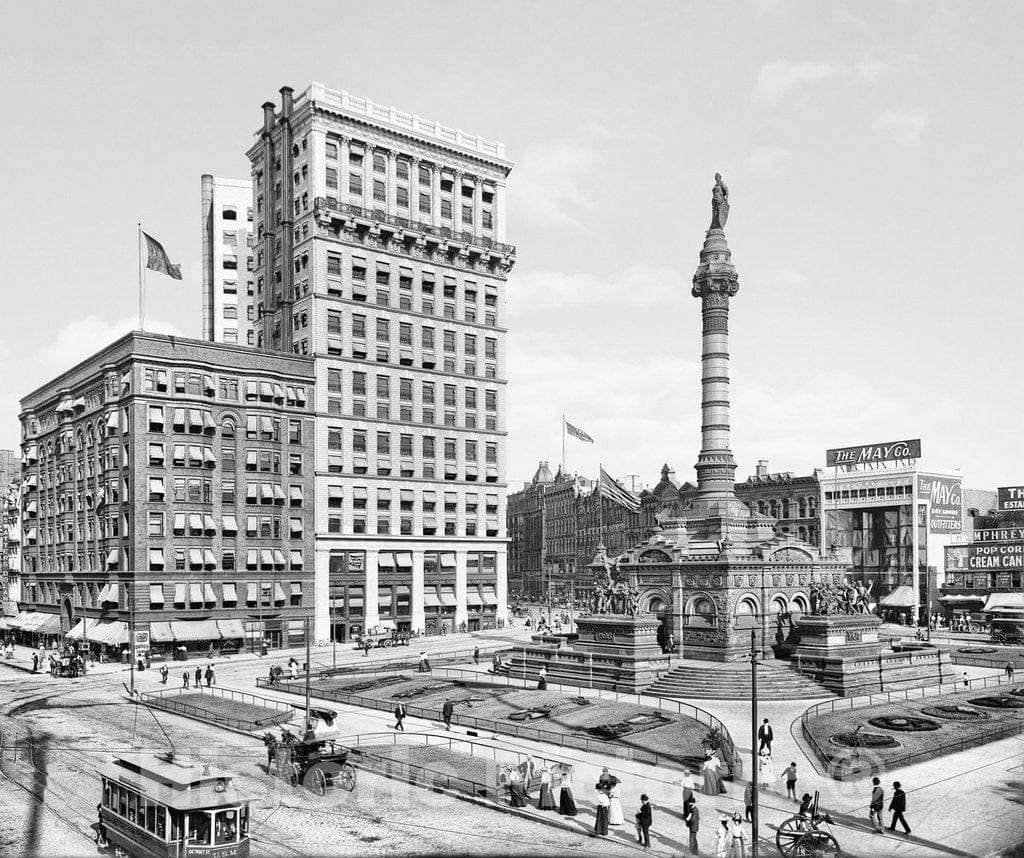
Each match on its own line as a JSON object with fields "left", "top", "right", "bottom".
{"left": 201, "top": 175, "right": 256, "bottom": 347}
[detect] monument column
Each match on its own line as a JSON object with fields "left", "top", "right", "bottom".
{"left": 691, "top": 174, "right": 740, "bottom": 503}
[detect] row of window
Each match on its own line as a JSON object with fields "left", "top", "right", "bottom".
{"left": 148, "top": 548, "right": 305, "bottom": 574}
{"left": 141, "top": 373, "right": 309, "bottom": 407}
{"left": 144, "top": 511, "right": 305, "bottom": 540}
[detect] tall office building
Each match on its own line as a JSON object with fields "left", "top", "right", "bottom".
{"left": 248, "top": 84, "right": 515, "bottom": 640}
{"left": 201, "top": 176, "right": 256, "bottom": 346}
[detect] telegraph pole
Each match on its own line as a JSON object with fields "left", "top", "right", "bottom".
{"left": 304, "top": 616, "right": 312, "bottom": 731}
{"left": 751, "top": 628, "right": 759, "bottom": 858}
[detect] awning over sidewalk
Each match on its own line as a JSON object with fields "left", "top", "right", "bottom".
{"left": 11, "top": 612, "right": 61, "bottom": 633}
{"left": 149, "top": 621, "right": 175, "bottom": 643}
{"left": 88, "top": 621, "right": 129, "bottom": 646}
{"left": 169, "top": 620, "right": 222, "bottom": 642}
{"left": 217, "top": 619, "right": 246, "bottom": 640}
{"left": 982, "top": 593, "right": 1024, "bottom": 612}
{"left": 879, "top": 586, "right": 916, "bottom": 608}
{"left": 938, "top": 594, "right": 986, "bottom": 603}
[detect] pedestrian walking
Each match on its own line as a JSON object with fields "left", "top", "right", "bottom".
{"left": 869, "top": 776, "right": 884, "bottom": 833}
{"left": 182, "top": 670, "right": 190, "bottom": 689}
{"left": 701, "top": 753, "right": 726, "bottom": 795}
{"left": 962, "top": 670, "right": 969, "bottom": 688}
{"left": 205, "top": 664, "right": 215, "bottom": 688}
{"left": 492, "top": 652, "right": 501, "bottom": 673}
{"left": 473, "top": 646, "right": 480, "bottom": 665}
{"left": 159, "top": 664, "right": 169, "bottom": 684}
{"left": 507, "top": 767, "right": 527, "bottom": 807}
{"left": 888, "top": 781, "right": 911, "bottom": 834}
{"left": 418, "top": 651, "right": 431, "bottom": 673}
{"left": 758, "top": 748, "right": 775, "bottom": 788}
{"left": 1005, "top": 661, "right": 1015, "bottom": 681}
{"left": 524, "top": 755, "right": 537, "bottom": 797}
{"left": 782, "top": 761, "right": 798, "bottom": 800}
{"left": 744, "top": 780, "right": 754, "bottom": 821}
{"left": 31, "top": 652, "right": 38, "bottom": 672}
{"left": 593, "top": 787, "right": 610, "bottom": 837}
{"left": 289, "top": 657, "right": 298, "bottom": 680}
{"left": 538, "top": 665, "right": 548, "bottom": 690}
{"left": 684, "top": 798, "right": 700, "bottom": 855}
{"left": 557, "top": 765, "right": 577, "bottom": 816}
{"left": 728, "top": 813, "right": 746, "bottom": 858}
{"left": 441, "top": 698, "right": 454, "bottom": 730}
{"left": 635, "top": 794, "right": 652, "bottom": 848}
{"left": 715, "top": 814, "right": 730, "bottom": 857}
{"left": 537, "top": 766, "right": 557, "bottom": 811}
{"left": 757, "top": 718, "right": 773, "bottom": 753}
{"left": 393, "top": 702, "right": 407, "bottom": 731}
{"left": 679, "top": 768, "right": 696, "bottom": 807}
{"left": 608, "top": 781, "right": 624, "bottom": 826}
{"left": 194, "top": 665, "right": 202, "bottom": 689}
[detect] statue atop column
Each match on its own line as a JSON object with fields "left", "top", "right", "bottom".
{"left": 710, "top": 173, "right": 730, "bottom": 230}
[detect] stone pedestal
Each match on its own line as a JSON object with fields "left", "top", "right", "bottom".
{"left": 504, "top": 613, "right": 669, "bottom": 693}
{"left": 791, "top": 613, "right": 951, "bottom": 695}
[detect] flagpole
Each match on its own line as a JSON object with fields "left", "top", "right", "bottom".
{"left": 561, "top": 414, "right": 566, "bottom": 474}
{"left": 138, "top": 224, "right": 145, "bottom": 331}
{"left": 598, "top": 463, "right": 605, "bottom": 547}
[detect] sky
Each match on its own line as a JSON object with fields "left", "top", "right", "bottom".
{"left": 1, "top": 1, "right": 1021, "bottom": 492}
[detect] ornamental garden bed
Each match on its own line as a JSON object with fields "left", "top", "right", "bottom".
{"left": 803, "top": 682, "right": 1024, "bottom": 778}
{"left": 144, "top": 689, "right": 292, "bottom": 732}
{"left": 274, "top": 674, "right": 711, "bottom": 771}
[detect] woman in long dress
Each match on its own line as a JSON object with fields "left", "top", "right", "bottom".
{"left": 701, "top": 754, "right": 726, "bottom": 795}
{"left": 507, "top": 768, "right": 527, "bottom": 808}
{"left": 558, "top": 766, "right": 578, "bottom": 816}
{"left": 728, "top": 814, "right": 746, "bottom": 858}
{"left": 608, "top": 782, "right": 625, "bottom": 826}
{"left": 679, "top": 769, "right": 696, "bottom": 807}
{"left": 757, "top": 749, "right": 775, "bottom": 789}
{"left": 537, "top": 767, "right": 557, "bottom": 811}
{"left": 715, "top": 815, "right": 731, "bottom": 857}
{"left": 594, "top": 788, "right": 610, "bottom": 836}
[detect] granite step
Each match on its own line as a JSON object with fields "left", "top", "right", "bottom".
{"left": 646, "top": 662, "right": 834, "bottom": 700}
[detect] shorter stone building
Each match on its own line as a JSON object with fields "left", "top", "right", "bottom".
{"left": 15, "top": 332, "right": 316, "bottom": 656}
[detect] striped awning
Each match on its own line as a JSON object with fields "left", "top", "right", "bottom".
{"left": 217, "top": 619, "right": 246, "bottom": 639}
{"left": 982, "top": 593, "right": 1024, "bottom": 612}
{"left": 879, "top": 585, "right": 916, "bottom": 608}
{"left": 169, "top": 620, "right": 221, "bottom": 642}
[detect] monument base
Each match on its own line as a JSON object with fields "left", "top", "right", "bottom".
{"left": 791, "top": 613, "right": 952, "bottom": 695}
{"left": 504, "top": 613, "right": 669, "bottom": 693}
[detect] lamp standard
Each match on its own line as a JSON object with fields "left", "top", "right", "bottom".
{"left": 750, "top": 627, "right": 759, "bottom": 858}
{"left": 331, "top": 597, "right": 337, "bottom": 669}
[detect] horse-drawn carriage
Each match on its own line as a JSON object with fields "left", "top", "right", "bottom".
{"left": 263, "top": 729, "right": 357, "bottom": 796}
{"left": 50, "top": 653, "right": 83, "bottom": 678}
{"left": 354, "top": 626, "right": 412, "bottom": 652}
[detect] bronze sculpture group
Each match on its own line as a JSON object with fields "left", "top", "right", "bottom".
{"left": 810, "top": 580, "right": 873, "bottom": 616}
{"left": 589, "top": 554, "right": 643, "bottom": 617}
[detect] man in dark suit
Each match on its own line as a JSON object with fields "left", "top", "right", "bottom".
{"left": 684, "top": 798, "right": 699, "bottom": 855}
{"left": 757, "top": 718, "right": 774, "bottom": 753}
{"left": 635, "top": 794, "right": 652, "bottom": 848}
{"left": 869, "top": 777, "right": 884, "bottom": 832}
{"left": 393, "top": 702, "right": 407, "bottom": 731}
{"left": 889, "top": 781, "right": 910, "bottom": 834}
{"left": 442, "top": 698, "right": 454, "bottom": 730}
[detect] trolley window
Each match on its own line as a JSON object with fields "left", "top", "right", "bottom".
{"left": 187, "top": 810, "right": 212, "bottom": 845}
{"left": 214, "top": 808, "right": 239, "bottom": 844}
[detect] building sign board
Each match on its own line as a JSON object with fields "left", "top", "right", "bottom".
{"left": 946, "top": 543, "right": 1024, "bottom": 571}
{"left": 918, "top": 474, "right": 962, "bottom": 533}
{"left": 972, "top": 527, "right": 1024, "bottom": 544}
{"left": 997, "top": 486, "right": 1024, "bottom": 511}
{"left": 826, "top": 439, "right": 921, "bottom": 468}
{"left": 133, "top": 629, "right": 150, "bottom": 656}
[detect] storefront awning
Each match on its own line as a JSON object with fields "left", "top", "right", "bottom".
{"left": 66, "top": 618, "right": 98, "bottom": 640}
{"left": 88, "top": 621, "right": 128, "bottom": 646}
{"left": 423, "top": 589, "right": 442, "bottom": 607}
{"left": 879, "top": 585, "right": 916, "bottom": 608}
{"left": 217, "top": 619, "right": 246, "bottom": 639}
{"left": 439, "top": 591, "right": 458, "bottom": 607}
{"left": 482, "top": 588, "right": 499, "bottom": 605}
{"left": 938, "top": 594, "right": 986, "bottom": 603}
{"left": 150, "top": 621, "right": 175, "bottom": 643}
{"left": 466, "top": 590, "right": 483, "bottom": 606}
{"left": 170, "top": 620, "right": 221, "bottom": 642}
{"left": 982, "top": 593, "right": 1024, "bottom": 612}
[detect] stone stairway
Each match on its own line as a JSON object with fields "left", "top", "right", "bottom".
{"left": 645, "top": 658, "right": 834, "bottom": 700}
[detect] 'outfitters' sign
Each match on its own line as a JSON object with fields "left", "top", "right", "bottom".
{"left": 918, "top": 474, "right": 963, "bottom": 533}
{"left": 826, "top": 439, "right": 922, "bottom": 468}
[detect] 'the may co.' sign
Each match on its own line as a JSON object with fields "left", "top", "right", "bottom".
{"left": 997, "top": 486, "right": 1024, "bottom": 511}
{"left": 826, "top": 439, "right": 922, "bottom": 468}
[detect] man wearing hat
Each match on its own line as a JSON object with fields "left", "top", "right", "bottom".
{"left": 889, "top": 781, "right": 910, "bottom": 834}
{"left": 635, "top": 794, "right": 652, "bottom": 848}
{"left": 684, "top": 797, "right": 700, "bottom": 855}
{"left": 869, "top": 777, "right": 884, "bottom": 833}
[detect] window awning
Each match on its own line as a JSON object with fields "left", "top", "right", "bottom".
{"left": 203, "top": 582, "right": 217, "bottom": 602}
{"left": 879, "top": 585, "right": 916, "bottom": 607}
{"left": 223, "top": 515, "right": 238, "bottom": 534}
{"left": 938, "top": 594, "right": 986, "bottom": 603}
{"left": 105, "top": 550, "right": 119, "bottom": 571}
{"left": 982, "top": 593, "right": 1024, "bottom": 612}
{"left": 466, "top": 590, "right": 483, "bottom": 606}
{"left": 189, "top": 514, "right": 203, "bottom": 531}
{"left": 174, "top": 583, "right": 187, "bottom": 604}
{"left": 149, "top": 621, "right": 175, "bottom": 643}
{"left": 217, "top": 619, "right": 246, "bottom": 639}
{"left": 260, "top": 484, "right": 273, "bottom": 501}
{"left": 25, "top": 527, "right": 38, "bottom": 542}
{"left": 273, "top": 549, "right": 286, "bottom": 568}
{"left": 188, "top": 549, "right": 204, "bottom": 568}
{"left": 106, "top": 412, "right": 119, "bottom": 430}
{"left": 56, "top": 398, "right": 74, "bottom": 412}
{"left": 188, "top": 582, "right": 203, "bottom": 602}
{"left": 273, "top": 583, "right": 286, "bottom": 602}
{"left": 423, "top": 589, "right": 442, "bottom": 607}
{"left": 25, "top": 500, "right": 37, "bottom": 515}
{"left": 290, "top": 582, "right": 302, "bottom": 597}
{"left": 378, "top": 588, "right": 393, "bottom": 607}
{"left": 396, "top": 551, "right": 413, "bottom": 568}
{"left": 439, "top": 590, "right": 458, "bottom": 607}
{"left": 148, "top": 549, "right": 165, "bottom": 569}
{"left": 203, "top": 514, "right": 217, "bottom": 533}
{"left": 102, "top": 582, "right": 119, "bottom": 603}
{"left": 260, "top": 416, "right": 274, "bottom": 433}
{"left": 246, "top": 550, "right": 258, "bottom": 569}
{"left": 170, "top": 620, "right": 221, "bottom": 642}
{"left": 377, "top": 552, "right": 395, "bottom": 568}
{"left": 273, "top": 383, "right": 284, "bottom": 400}
{"left": 25, "top": 474, "right": 38, "bottom": 489}
{"left": 273, "top": 484, "right": 286, "bottom": 503}
{"left": 203, "top": 447, "right": 216, "bottom": 465}
{"left": 482, "top": 587, "right": 499, "bottom": 605}
{"left": 290, "top": 550, "right": 304, "bottom": 568}
{"left": 260, "top": 381, "right": 274, "bottom": 398}
{"left": 203, "top": 548, "right": 217, "bottom": 569}
{"left": 440, "top": 552, "right": 456, "bottom": 569}
{"left": 289, "top": 486, "right": 303, "bottom": 503}
{"left": 222, "top": 583, "right": 238, "bottom": 603}
{"left": 149, "top": 583, "right": 165, "bottom": 604}
{"left": 246, "top": 583, "right": 258, "bottom": 603}
{"left": 260, "top": 549, "right": 274, "bottom": 567}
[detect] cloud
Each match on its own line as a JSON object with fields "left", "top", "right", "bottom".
{"left": 36, "top": 314, "right": 183, "bottom": 377}
{"left": 512, "top": 122, "right": 612, "bottom": 230}
{"left": 854, "top": 47, "right": 921, "bottom": 83}
{"left": 873, "top": 108, "right": 928, "bottom": 146}
{"left": 757, "top": 60, "right": 838, "bottom": 104}
{"left": 745, "top": 147, "right": 788, "bottom": 175}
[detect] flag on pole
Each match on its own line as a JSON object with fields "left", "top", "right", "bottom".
{"left": 599, "top": 466, "right": 640, "bottom": 511}
{"left": 143, "top": 232, "right": 183, "bottom": 280}
{"left": 565, "top": 420, "right": 594, "bottom": 443}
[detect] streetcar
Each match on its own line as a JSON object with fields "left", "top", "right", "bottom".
{"left": 96, "top": 752, "right": 258, "bottom": 858}
{"left": 990, "top": 608, "right": 1024, "bottom": 645}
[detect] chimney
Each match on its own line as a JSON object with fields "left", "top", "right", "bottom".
{"left": 261, "top": 101, "right": 276, "bottom": 135}
{"left": 756, "top": 459, "right": 769, "bottom": 477}
{"left": 280, "top": 86, "right": 294, "bottom": 118}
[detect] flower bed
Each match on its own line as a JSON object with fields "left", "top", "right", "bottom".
{"left": 868, "top": 715, "right": 941, "bottom": 732}
{"left": 829, "top": 730, "right": 898, "bottom": 749}
{"left": 969, "top": 695, "right": 1024, "bottom": 709}
{"left": 921, "top": 705, "right": 990, "bottom": 721}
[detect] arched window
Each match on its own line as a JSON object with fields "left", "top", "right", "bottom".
{"left": 798, "top": 498, "right": 807, "bottom": 518}
{"left": 798, "top": 526, "right": 807, "bottom": 542}
{"left": 734, "top": 596, "right": 759, "bottom": 630}
{"left": 687, "top": 596, "right": 717, "bottom": 628}
{"left": 222, "top": 418, "right": 236, "bottom": 438}
{"left": 781, "top": 499, "right": 790, "bottom": 519}
{"left": 647, "top": 595, "right": 666, "bottom": 613}
{"left": 770, "top": 595, "right": 788, "bottom": 617}
{"left": 791, "top": 594, "right": 809, "bottom": 616}
{"left": 757, "top": 500, "right": 766, "bottom": 515}
{"left": 769, "top": 500, "right": 778, "bottom": 518}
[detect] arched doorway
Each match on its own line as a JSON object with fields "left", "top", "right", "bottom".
{"left": 645, "top": 593, "right": 669, "bottom": 648}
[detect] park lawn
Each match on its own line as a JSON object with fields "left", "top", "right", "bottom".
{"left": 303, "top": 675, "right": 711, "bottom": 766}
{"left": 803, "top": 681, "right": 1024, "bottom": 771}
{"left": 358, "top": 743, "right": 492, "bottom": 791}
{"left": 172, "top": 692, "right": 287, "bottom": 726}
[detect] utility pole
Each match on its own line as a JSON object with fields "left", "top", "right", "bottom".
{"left": 751, "top": 628, "right": 759, "bottom": 858}
{"left": 304, "top": 615, "right": 312, "bottom": 731}
{"left": 331, "top": 599, "right": 337, "bottom": 669}
{"left": 128, "top": 575, "right": 136, "bottom": 697}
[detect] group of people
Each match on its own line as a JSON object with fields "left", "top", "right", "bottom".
{"left": 180, "top": 663, "right": 216, "bottom": 689}
{"left": 505, "top": 757, "right": 579, "bottom": 817}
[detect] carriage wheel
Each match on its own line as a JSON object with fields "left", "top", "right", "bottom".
{"left": 338, "top": 763, "right": 357, "bottom": 792}
{"left": 776, "top": 815, "right": 808, "bottom": 857}
{"left": 382, "top": 638, "right": 394, "bottom": 648}
{"left": 794, "top": 831, "right": 841, "bottom": 858}
{"left": 308, "top": 765, "right": 328, "bottom": 797}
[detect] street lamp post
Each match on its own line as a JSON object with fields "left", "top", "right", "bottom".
{"left": 750, "top": 627, "right": 759, "bottom": 858}
{"left": 331, "top": 598, "right": 336, "bottom": 669}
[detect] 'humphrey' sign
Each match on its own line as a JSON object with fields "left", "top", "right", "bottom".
{"left": 998, "top": 487, "right": 1024, "bottom": 511}
{"left": 826, "top": 439, "right": 922, "bottom": 468}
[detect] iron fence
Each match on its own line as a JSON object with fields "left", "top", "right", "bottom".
{"left": 140, "top": 685, "right": 294, "bottom": 732}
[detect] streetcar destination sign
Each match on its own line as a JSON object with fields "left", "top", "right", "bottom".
{"left": 826, "top": 439, "right": 921, "bottom": 467}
